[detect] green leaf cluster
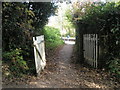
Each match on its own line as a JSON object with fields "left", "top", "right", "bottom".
{"left": 3, "top": 48, "right": 29, "bottom": 76}
{"left": 108, "top": 58, "right": 120, "bottom": 78}
{"left": 43, "top": 26, "right": 64, "bottom": 49}
{"left": 72, "top": 1, "right": 120, "bottom": 77}
{"left": 2, "top": 2, "right": 56, "bottom": 76}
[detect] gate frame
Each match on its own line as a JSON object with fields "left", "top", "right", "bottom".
{"left": 33, "top": 35, "right": 46, "bottom": 76}
{"left": 83, "top": 34, "right": 100, "bottom": 68}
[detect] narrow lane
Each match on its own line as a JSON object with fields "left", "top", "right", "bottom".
{"left": 3, "top": 41, "right": 120, "bottom": 88}
{"left": 28, "top": 42, "right": 120, "bottom": 88}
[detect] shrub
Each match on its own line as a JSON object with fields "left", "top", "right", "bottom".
{"left": 72, "top": 1, "right": 120, "bottom": 77}
{"left": 2, "top": 2, "right": 56, "bottom": 77}
{"left": 108, "top": 58, "right": 120, "bottom": 78}
{"left": 43, "top": 26, "right": 64, "bottom": 49}
{"left": 3, "top": 48, "right": 29, "bottom": 76}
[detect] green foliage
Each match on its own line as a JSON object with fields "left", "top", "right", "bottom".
{"left": 3, "top": 48, "right": 29, "bottom": 76}
{"left": 43, "top": 26, "right": 64, "bottom": 49}
{"left": 2, "top": 2, "right": 56, "bottom": 76}
{"left": 72, "top": 1, "right": 120, "bottom": 77}
{"left": 108, "top": 59, "right": 120, "bottom": 78}
{"left": 29, "top": 2, "right": 57, "bottom": 35}
{"left": 2, "top": 2, "right": 56, "bottom": 51}
{"left": 44, "top": 26, "right": 61, "bottom": 42}
{"left": 3, "top": 3, "right": 30, "bottom": 51}
{"left": 54, "top": 3, "right": 75, "bottom": 37}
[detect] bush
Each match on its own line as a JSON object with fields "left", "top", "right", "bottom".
{"left": 3, "top": 48, "right": 29, "bottom": 76}
{"left": 43, "top": 26, "right": 64, "bottom": 49}
{"left": 108, "top": 58, "right": 120, "bottom": 78}
{"left": 2, "top": 2, "right": 56, "bottom": 77}
{"left": 72, "top": 2, "right": 120, "bottom": 77}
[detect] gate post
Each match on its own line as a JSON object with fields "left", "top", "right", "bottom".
{"left": 76, "top": 26, "right": 80, "bottom": 63}
{"left": 76, "top": 22, "right": 84, "bottom": 63}
{"left": 79, "top": 33, "right": 84, "bottom": 63}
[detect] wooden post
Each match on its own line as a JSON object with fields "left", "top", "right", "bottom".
{"left": 76, "top": 23, "right": 84, "bottom": 63}
{"left": 79, "top": 33, "right": 84, "bottom": 63}
{"left": 98, "top": 34, "right": 104, "bottom": 69}
{"left": 75, "top": 26, "right": 80, "bottom": 63}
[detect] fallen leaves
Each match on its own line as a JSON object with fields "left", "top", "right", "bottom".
{"left": 2, "top": 45, "right": 120, "bottom": 88}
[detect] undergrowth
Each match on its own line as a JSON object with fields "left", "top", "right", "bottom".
{"left": 43, "top": 26, "right": 64, "bottom": 50}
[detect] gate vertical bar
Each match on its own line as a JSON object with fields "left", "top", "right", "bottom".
{"left": 86, "top": 34, "right": 88, "bottom": 60}
{"left": 88, "top": 34, "right": 90, "bottom": 64}
{"left": 96, "top": 34, "right": 98, "bottom": 68}
{"left": 33, "top": 37, "right": 38, "bottom": 74}
{"left": 83, "top": 34, "right": 99, "bottom": 68}
{"left": 93, "top": 34, "right": 95, "bottom": 68}
{"left": 95, "top": 34, "right": 96, "bottom": 68}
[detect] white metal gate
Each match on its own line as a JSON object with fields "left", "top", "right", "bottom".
{"left": 83, "top": 34, "right": 98, "bottom": 68}
{"left": 33, "top": 35, "right": 46, "bottom": 75}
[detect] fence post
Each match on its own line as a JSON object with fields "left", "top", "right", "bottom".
{"left": 75, "top": 27, "right": 80, "bottom": 63}
{"left": 79, "top": 33, "right": 84, "bottom": 63}
{"left": 98, "top": 34, "right": 103, "bottom": 68}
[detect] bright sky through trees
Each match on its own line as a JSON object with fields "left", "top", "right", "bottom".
{"left": 47, "top": 2, "right": 74, "bottom": 37}
{"left": 47, "top": 0, "right": 119, "bottom": 36}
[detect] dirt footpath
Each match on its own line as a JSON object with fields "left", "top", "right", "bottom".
{"left": 28, "top": 44, "right": 120, "bottom": 88}
{"left": 3, "top": 44, "right": 120, "bottom": 88}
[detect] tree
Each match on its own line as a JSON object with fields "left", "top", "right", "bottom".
{"left": 2, "top": 2, "right": 57, "bottom": 75}
{"left": 2, "top": 2, "right": 34, "bottom": 51}
{"left": 2, "top": 2, "right": 56, "bottom": 52}
{"left": 51, "top": 2, "right": 75, "bottom": 37}
{"left": 29, "top": 2, "right": 56, "bottom": 35}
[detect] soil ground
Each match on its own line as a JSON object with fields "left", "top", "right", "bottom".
{"left": 2, "top": 43, "right": 120, "bottom": 88}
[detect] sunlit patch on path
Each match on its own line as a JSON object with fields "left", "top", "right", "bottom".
{"left": 64, "top": 41, "right": 75, "bottom": 45}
